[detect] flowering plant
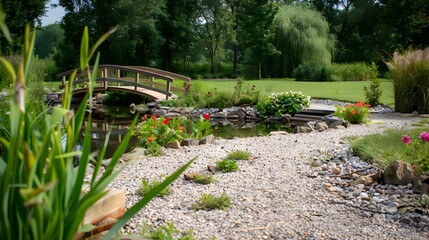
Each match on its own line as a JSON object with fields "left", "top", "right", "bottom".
{"left": 334, "top": 101, "right": 370, "bottom": 123}
{"left": 401, "top": 131, "right": 429, "bottom": 172}
{"left": 257, "top": 91, "right": 311, "bottom": 117}
{"left": 134, "top": 114, "right": 212, "bottom": 155}
{"left": 183, "top": 81, "right": 192, "bottom": 93}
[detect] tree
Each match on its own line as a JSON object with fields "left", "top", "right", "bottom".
{"left": 158, "top": 0, "right": 200, "bottom": 71}
{"left": 35, "top": 24, "right": 64, "bottom": 58}
{"left": 225, "top": 0, "right": 241, "bottom": 76}
{"left": 266, "top": 5, "right": 335, "bottom": 77}
{"left": 0, "top": 0, "right": 47, "bottom": 54}
{"left": 238, "top": 0, "right": 278, "bottom": 79}
{"left": 198, "top": 0, "right": 232, "bottom": 74}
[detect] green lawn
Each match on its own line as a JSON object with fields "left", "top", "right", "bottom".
{"left": 195, "top": 78, "right": 394, "bottom": 106}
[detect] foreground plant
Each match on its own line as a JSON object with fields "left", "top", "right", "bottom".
{"left": 215, "top": 159, "right": 239, "bottom": 173}
{"left": 334, "top": 101, "right": 370, "bottom": 124}
{"left": 139, "top": 179, "right": 171, "bottom": 197}
{"left": 227, "top": 150, "right": 251, "bottom": 160}
{"left": 192, "top": 193, "right": 231, "bottom": 211}
{"left": 257, "top": 91, "right": 311, "bottom": 117}
{"left": 194, "top": 174, "right": 216, "bottom": 185}
{"left": 0, "top": 20, "right": 193, "bottom": 239}
{"left": 141, "top": 221, "right": 196, "bottom": 240}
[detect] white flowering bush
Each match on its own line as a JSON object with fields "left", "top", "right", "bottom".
{"left": 257, "top": 91, "right": 311, "bottom": 117}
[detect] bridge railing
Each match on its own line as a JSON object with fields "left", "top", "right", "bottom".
{"left": 57, "top": 65, "right": 190, "bottom": 99}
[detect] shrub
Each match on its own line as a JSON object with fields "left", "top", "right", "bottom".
{"left": 215, "top": 159, "right": 239, "bottom": 172}
{"left": 386, "top": 48, "right": 429, "bottom": 114}
{"left": 331, "top": 62, "right": 373, "bottom": 81}
{"left": 139, "top": 179, "right": 171, "bottom": 197}
{"left": 192, "top": 193, "right": 231, "bottom": 211}
{"left": 401, "top": 131, "right": 429, "bottom": 172}
{"left": 194, "top": 174, "right": 216, "bottom": 185}
{"left": 141, "top": 222, "right": 196, "bottom": 240}
{"left": 227, "top": 150, "right": 251, "bottom": 160}
{"left": 257, "top": 91, "right": 311, "bottom": 117}
{"left": 334, "top": 101, "right": 370, "bottom": 123}
{"left": 103, "top": 91, "right": 149, "bottom": 106}
{"left": 293, "top": 62, "right": 333, "bottom": 82}
{"left": 364, "top": 78, "right": 383, "bottom": 107}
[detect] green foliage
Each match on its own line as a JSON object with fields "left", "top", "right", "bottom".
{"left": 386, "top": 48, "right": 429, "bottom": 114}
{"left": 35, "top": 24, "right": 64, "bottom": 58}
{"left": 334, "top": 102, "right": 370, "bottom": 124}
{"left": 0, "top": 23, "right": 194, "bottom": 240}
{"left": 226, "top": 150, "right": 251, "bottom": 160}
{"left": 293, "top": 62, "right": 333, "bottom": 82}
{"left": 194, "top": 174, "right": 216, "bottom": 185}
{"left": 103, "top": 91, "right": 148, "bottom": 106}
{"left": 139, "top": 179, "right": 171, "bottom": 197}
{"left": 141, "top": 222, "right": 196, "bottom": 240}
{"left": 257, "top": 91, "right": 311, "bottom": 117}
{"left": 192, "top": 193, "right": 231, "bottom": 211}
{"left": 330, "top": 63, "right": 374, "bottom": 81}
{"left": 215, "top": 159, "right": 238, "bottom": 173}
{"left": 351, "top": 128, "right": 429, "bottom": 171}
{"left": 364, "top": 79, "right": 383, "bottom": 107}
{"left": 267, "top": 5, "right": 335, "bottom": 77}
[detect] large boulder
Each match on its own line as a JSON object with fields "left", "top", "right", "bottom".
{"left": 384, "top": 160, "right": 415, "bottom": 185}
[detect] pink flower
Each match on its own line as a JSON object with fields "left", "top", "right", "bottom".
{"left": 401, "top": 135, "right": 411, "bottom": 144}
{"left": 202, "top": 114, "right": 210, "bottom": 120}
{"left": 419, "top": 132, "right": 429, "bottom": 142}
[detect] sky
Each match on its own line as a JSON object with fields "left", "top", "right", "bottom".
{"left": 40, "top": 0, "right": 65, "bottom": 26}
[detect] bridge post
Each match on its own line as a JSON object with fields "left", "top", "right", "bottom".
{"left": 135, "top": 73, "right": 139, "bottom": 91}
{"left": 103, "top": 68, "right": 108, "bottom": 90}
{"left": 166, "top": 81, "right": 171, "bottom": 100}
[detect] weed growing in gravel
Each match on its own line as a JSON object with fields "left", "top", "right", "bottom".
{"left": 194, "top": 174, "right": 217, "bottom": 185}
{"left": 141, "top": 221, "right": 196, "bottom": 240}
{"left": 411, "top": 118, "right": 429, "bottom": 127}
{"left": 216, "top": 159, "right": 239, "bottom": 172}
{"left": 192, "top": 193, "right": 231, "bottom": 211}
{"left": 139, "top": 179, "right": 171, "bottom": 197}
{"left": 227, "top": 150, "right": 251, "bottom": 160}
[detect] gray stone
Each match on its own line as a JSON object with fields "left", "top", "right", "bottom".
{"left": 399, "top": 217, "right": 413, "bottom": 225}
{"left": 385, "top": 203, "right": 398, "bottom": 214}
{"left": 181, "top": 138, "right": 199, "bottom": 147}
{"left": 165, "top": 112, "right": 181, "bottom": 118}
{"left": 322, "top": 114, "right": 342, "bottom": 124}
{"left": 153, "top": 108, "right": 167, "bottom": 116}
{"left": 212, "top": 112, "right": 227, "bottom": 119}
{"left": 314, "top": 121, "right": 329, "bottom": 131}
{"left": 412, "top": 172, "right": 429, "bottom": 194}
{"left": 228, "top": 107, "right": 247, "bottom": 119}
{"left": 384, "top": 160, "right": 415, "bottom": 185}
{"left": 280, "top": 114, "right": 291, "bottom": 124}
{"left": 293, "top": 126, "right": 313, "bottom": 133}
{"left": 165, "top": 141, "right": 181, "bottom": 149}
{"left": 199, "top": 134, "right": 215, "bottom": 145}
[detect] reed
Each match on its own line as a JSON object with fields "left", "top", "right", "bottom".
{"left": 386, "top": 48, "right": 429, "bottom": 113}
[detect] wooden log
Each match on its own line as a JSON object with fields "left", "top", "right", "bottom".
{"left": 83, "top": 189, "right": 125, "bottom": 225}
{"left": 298, "top": 109, "right": 334, "bottom": 116}
{"left": 293, "top": 114, "right": 323, "bottom": 120}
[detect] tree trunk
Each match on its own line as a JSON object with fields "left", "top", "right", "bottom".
{"left": 258, "top": 62, "right": 261, "bottom": 80}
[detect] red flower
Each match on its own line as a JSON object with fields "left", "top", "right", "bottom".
{"left": 178, "top": 126, "right": 183, "bottom": 132}
{"left": 163, "top": 118, "right": 170, "bottom": 125}
{"left": 351, "top": 110, "right": 356, "bottom": 115}
{"left": 152, "top": 115, "right": 157, "bottom": 120}
{"left": 148, "top": 135, "right": 155, "bottom": 143}
{"left": 401, "top": 135, "right": 411, "bottom": 144}
{"left": 142, "top": 114, "right": 148, "bottom": 120}
{"left": 345, "top": 104, "right": 351, "bottom": 108}
{"left": 202, "top": 113, "right": 210, "bottom": 120}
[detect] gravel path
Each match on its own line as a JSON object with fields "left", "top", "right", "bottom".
{"left": 110, "top": 113, "right": 429, "bottom": 239}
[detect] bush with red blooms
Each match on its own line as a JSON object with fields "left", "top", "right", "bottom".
{"left": 334, "top": 101, "right": 371, "bottom": 124}
{"left": 401, "top": 131, "right": 429, "bottom": 172}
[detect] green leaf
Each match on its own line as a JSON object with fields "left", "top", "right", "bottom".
{"left": 54, "top": 151, "right": 82, "bottom": 159}
{"left": 78, "top": 224, "right": 96, "bottom": 233}
{"left": 0, "top": 57, "right": 16, "bottom": 80}
{"left": 50, "top": 107, "right": 69, "bottom": 126}
{"left": 103, "top": 157, "right": 196, "bottom": 240}
{"left": 0, "top": 6, "right": 11, "bottom": 41}
{"left": 88, "top": 26, "right": 117, "bottom": 61}
{"left": 80, "top": 26, "right": 89, "bottom": 70}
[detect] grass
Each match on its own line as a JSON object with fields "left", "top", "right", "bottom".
{"left": 215, "top": 159, "right": 239, "bottom": 172}
{"left": 139, "top": 179, "right": 172, "bottom": 197}
{"left": 227, "top": 150, "right": 251, "bottom": 160}
{"left": 192, "top": 78, "right": 394, "bottom": 106}
{"left": 141, "top": 222, "right": 196, "bottom": 240}
{"left": 350, "top": 127, "right": 429, "bottom": 169}
{"left": 194, "top": 174, "right": 216, "bottom": 185}
{"left": 192, "top": 193, "right": 232, "bottom": 211}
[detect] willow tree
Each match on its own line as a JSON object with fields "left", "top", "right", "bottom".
{"left": 267, "top": 5, "right": 336, "bottom": 77}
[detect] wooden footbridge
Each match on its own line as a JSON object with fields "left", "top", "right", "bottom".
{"left": 58, "top": 65, "right": 191, "bottom": 100}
